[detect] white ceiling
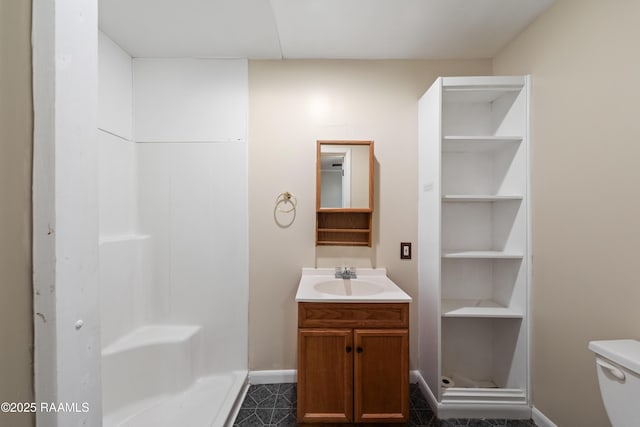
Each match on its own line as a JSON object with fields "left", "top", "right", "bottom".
{"left": 99, "top": 0, "right": 554, "bottom": 59}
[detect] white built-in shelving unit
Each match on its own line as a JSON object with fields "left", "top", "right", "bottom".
{"left": 418, "top": 76, "right": 530, "bottom": 419}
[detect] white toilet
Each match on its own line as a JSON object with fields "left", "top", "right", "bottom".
{"left": 589, "top": 339, "right": 640, "bottom": 427}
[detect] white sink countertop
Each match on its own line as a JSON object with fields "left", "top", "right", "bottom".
{"left": 295, "top": 268, "right": 412, "bottom": 303}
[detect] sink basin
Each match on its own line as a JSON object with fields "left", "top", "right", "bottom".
{"left": 296, "top": 268, "right": 412, "bottom": 302}
{"left": 313, "top": 279, "right": 385, "bottom": 296}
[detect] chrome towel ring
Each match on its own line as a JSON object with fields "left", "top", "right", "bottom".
{"left": 275, "top": 191, "right": 297, "bottom": 213}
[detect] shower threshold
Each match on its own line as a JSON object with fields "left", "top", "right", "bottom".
{"left": 103, "top": 371, "right": 247, "bottom": 427}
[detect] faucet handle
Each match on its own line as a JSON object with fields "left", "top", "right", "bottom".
{"left": 334, "top": 266, "right": 356, "bottom": 279}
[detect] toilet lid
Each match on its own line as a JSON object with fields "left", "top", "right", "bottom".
{"left": 589, "top": 339, "right": 640, "bottom": 375}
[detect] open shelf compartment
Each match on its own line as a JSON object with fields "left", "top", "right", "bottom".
{"left": 442, "top": 138, "right": 525, "bottom": 197}
{"left": 441, "top": 200, "right": 525, "bottom": 255}
{"left": 442, "top": 80, "right": 526, "bottom": 138}
{"left": 441, "top": 76, "right": 525, "bottom": 105}
{"left": 441, "top": 257, "right": 526, "bottom": 319}
{"left": 316, "top": 211, "right": 372, "bottom": 247}
{"left": 441, "top": 317, "right": 527, "bottom": 401}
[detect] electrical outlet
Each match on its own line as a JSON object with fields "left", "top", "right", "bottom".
{"left": 400, "top": 242, "right": 411, "bottom": 260}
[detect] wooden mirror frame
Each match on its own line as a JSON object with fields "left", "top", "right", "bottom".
{"left": 316, "top": 140, "right": 374, "bottom": 246}
{"left": 316, "top": 140, "right": 374, "bottom": 212}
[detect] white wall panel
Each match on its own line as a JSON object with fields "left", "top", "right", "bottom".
{"left": 134, "top": 57, "right": 248, "bottom": 375}
{"left": 98, "top": 31, "right": 137, "bottom": 236}
{"left": 99, "top": 235, "right": 152, "bottom": 348}
{"left": 135, "top": 146, "right": 172, "bottom": 323}
{"left": 137, "top": 142, "right": 248, "bottom": 374}
{"left": 98, "top": 31, "right": 132, "bottom": 140}
{"left": 98, "top": 131, "right": 137, "bottom": 235}
{"left": 417, "top": 77, "right": 443, "bottom": 399}
{"left": 133, "top": 59, "right": 248, "bottom": 142}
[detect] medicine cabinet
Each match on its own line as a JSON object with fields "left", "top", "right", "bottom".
{"left": 316, "top": 140, "right": 374, "bottom": 247}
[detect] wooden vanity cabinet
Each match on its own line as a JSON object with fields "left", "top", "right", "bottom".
{"left": 297, "top": 303, "right": 409, "bottom": 424}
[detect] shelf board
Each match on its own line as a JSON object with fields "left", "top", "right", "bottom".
{"left": 317, "top": 228, "right": 370, "bottom": 233}
{"left": 441, "top": 386, "right": 527, "bottom": 403}
{"left": 444, "top": 135, "right": 523, "bottom": 142}
{"left": 316, "top": 240, "right": 369, "bottom": 246}
{"left": 443, "top": 85, "right": 523, "bottom": 104}
{"left": 442, "top": 251, "right": 523, "bottom": 259}
{"left": 441, "top": 299, "right": 523, "bottom": 318}
{"left": 442, "top": 195, "right": 522, "bottom": 202}
{"left": 442, "top": 136, "right": 522, "bottom": 153}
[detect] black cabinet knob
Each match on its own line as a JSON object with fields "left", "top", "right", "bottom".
{"left": 346, "top": 346, "right": 352, "bottom": 353}
{"left": 356, "top": 347, "right": 363, "bottom": 353}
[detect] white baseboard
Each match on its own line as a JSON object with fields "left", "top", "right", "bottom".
{"left": 532, "top": 406, "right": 558, "bottom": 427}
{"left": 410, "top": 369, "right": 421, "bottom": 384}
{"left": 415, "top": 371, "right": 439, "bottom": 413}
{"left": 250, "top": 369, "right": 421, "bottom": 386}
{"left": 248, "top": 370, "right": 297, "bottom": 384}
{"left": 412, "top": 370, "right": 533, "bottom": 420}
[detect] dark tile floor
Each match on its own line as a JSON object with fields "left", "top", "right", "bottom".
{"left": 232, "top": 383, "right": 537, "bottom": 427}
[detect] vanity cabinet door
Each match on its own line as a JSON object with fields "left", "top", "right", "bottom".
{"left": 297, "top": 328, "right": 354, "bottom": 423}
{"left": 354, "top": 329, "right": 409, "bottom": 422}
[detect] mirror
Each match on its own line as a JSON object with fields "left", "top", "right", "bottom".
{"left": 317, "top": 140, "right": 373, "bottom": 211}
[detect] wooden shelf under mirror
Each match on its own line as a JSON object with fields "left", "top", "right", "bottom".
{"left": 316, "top": 211, "right": 372, "bottom": 246}
{"left": 316, "top": 140, "right": 374, "bottom": 247}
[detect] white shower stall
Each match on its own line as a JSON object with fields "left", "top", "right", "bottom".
{"left": 98, "top": 32, "right": 248, "bottom": 426}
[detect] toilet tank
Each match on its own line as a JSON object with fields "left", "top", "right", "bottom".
{"left": 589, "top": 339, "right": 640, "bottom": 427}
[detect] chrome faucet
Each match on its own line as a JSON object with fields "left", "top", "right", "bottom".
{"left": 335, "top": 267, "right": 357, "bottom": 279}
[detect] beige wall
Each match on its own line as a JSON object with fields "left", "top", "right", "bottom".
{"left": 248, "top": 59, "right": 491, "bottom": 371}
{"left": 0, "top": 1, "right": 35, "bottom": 426}
{"left": 493, "top": 1, "right": 640, "bottom": 425}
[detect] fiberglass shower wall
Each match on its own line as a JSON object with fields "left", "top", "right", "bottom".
{"left": 98, "top": 29, "right": 248, "bottom": 389}
{"left": 134, "top": 58, "right": 249, "bottom": 376}
{"left": 99, "top": 32, "right": 150, "bottom": 348}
